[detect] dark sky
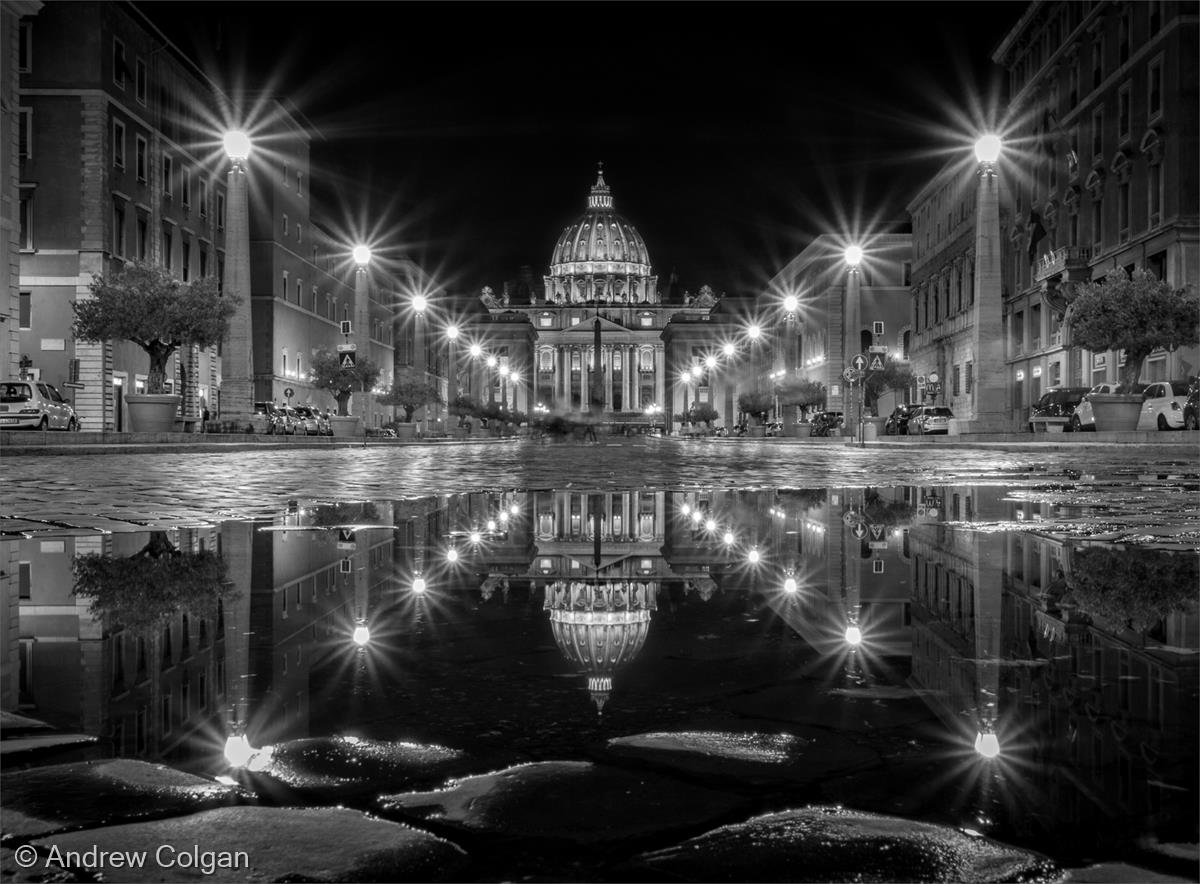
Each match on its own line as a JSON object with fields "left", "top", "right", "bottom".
{"left": 147, "top": 1, "right": 1025, "bottom": 297}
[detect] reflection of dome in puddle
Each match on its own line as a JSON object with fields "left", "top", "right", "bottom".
{"left": 545, "top": 581, "right": 657, "bottom": 714}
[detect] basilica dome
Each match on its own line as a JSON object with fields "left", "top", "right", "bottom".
{"left": 548, "top": 168, "right": 652, "bottom": 279}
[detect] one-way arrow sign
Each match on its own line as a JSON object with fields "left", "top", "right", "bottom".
{"left": 851, "top": 523, "right": 868, "bottom": 540}
{"left": 850, "top": 354, "right": 868, "bottom": 372}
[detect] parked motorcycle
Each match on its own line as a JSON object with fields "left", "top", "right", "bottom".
{"left": 809, "top": 412, "right": 843, "bottom": 437}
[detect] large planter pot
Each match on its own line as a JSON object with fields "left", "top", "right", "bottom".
{"left": 1088, "top": 393, "right": 1143, "bottom": 432}
{"left": 395, "top": 422, "right": 417, "bottom": 440}
{"left": 125, "top": 393, "right": 181, "bottom": 433}
{"left": 329, "top": 415, "right": 361, "bottom": 438}
{"left": 748, "top": 425, "right": 766, "bottom": 437}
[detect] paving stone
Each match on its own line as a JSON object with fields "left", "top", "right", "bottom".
{"left": 27, "top": 806, "right": 468, "bottom": 882}
{"left": 0, "top": 759, "right": 245, "bottom": 840}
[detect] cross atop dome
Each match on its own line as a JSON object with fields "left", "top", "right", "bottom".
{"left": 588, "top": 162, "right": 613, "bottom": 210}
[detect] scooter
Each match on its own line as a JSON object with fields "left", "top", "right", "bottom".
{"left": 809, "top": 413, "right": 843, "bottom": 437}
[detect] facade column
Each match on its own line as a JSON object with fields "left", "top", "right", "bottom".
{"left": 220, "top": 146, "right": 254, "bottom": 422}
{"left": 654, "top": 346, "right": 665, "bottom": 412}
{"left": 626, "top": 345, "right": 635, "bottom": 411}
{"left": 971, "top": 158, "right": 1009, "bottom": 431}
{"left": 604, "top": 347, "right": 613, "bottom": 411}
{"left": 354, "top": 265, "right": 372, "bottom": 427}
{"left": 654, "top": 492, "right": 665, "bottom": 540}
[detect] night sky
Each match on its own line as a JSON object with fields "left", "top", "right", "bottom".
{"left": 148, "top": 1, "right": 1025, "bottom": 297}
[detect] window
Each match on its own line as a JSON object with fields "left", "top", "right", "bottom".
{"left": 135, "top": 58, "right": 147, "bottom": 104}
{"left": 282, "top": 213, "right": 288, "bottom": 236}
{"left": 1091, "top": 108, "right": 1103, "bottom": 159}
{"left": 1118, "top": 181, "right": 1130, "bottom": 242}
{"left": 1091, "top": 196, "right": 1103, "bottom": 247}
{"left": 295, "top": 279, "right": 302, "bottom": 304}
{"left": 1148, "top": 162, "right": 1162, "bottom": 227}
{"left": 181, "top": 166, "right": 191, "bottom": 208}
{"left": 282, "top": 270, "right": 289, "bottom": 297}
{"left": 181, "top": 239, "right": 191, "bottom": 281}
{"left": 15, "top": 109, "right": 34, "bottom": 167}
{"left": 640, "top": 313, "right": 653, "bottom": 327}
{"left": 17, "top": 20, "right": 31, "bottom": 72}
{"left": 1117, "top": 84, "right": 1131, "bottom": 142}
{"left": 538, "top": 313, "right": 553, "bottom": 328}
{"left": 296, "top": 223, "right": 302, "bottom": 244}
{"left": 113, "top": 37, "right": 126, "bottom": 89}
{"left": 953, "top": 365, "right": 961, "bottom": 396}
{"left": 136, "top": 215, "right": 148, "bottom": 260}
{"left": 1091, "top": 36, "right": 1103, "bottom": 90}
{"left": 1148, "top": 57, "right": 1163, "bottom": 119}
{"left": 965, "top": 361, "right": 974, "bottom": 394}
{"left": 199, "top": 244, "right": 208, "bottom": 277}
{"left": 135, "top": 135, "right": 147, "bottom": 181}
{"left": 216, "top": 192, "right": 225, "bottom": 230}
{"left": 162, "top": 154, "right": 173, "bottom": 197}
{"left": 282, "top": 162, "right": 289, "bottom": 185}
{"left": 296, "top": 172, "right": 303, "bottom": 196}
{"left": 19, "top": 292, "right": 31, "bottom": 329}
{"left": 113, "top": 119, "right": 125, "bottom": 168}
{"left": 199, "top": 179, "right": 208, "bottom": 218}
{"left": 112, "top": 199, "right": 126, "bottom": 257}
{"left": 1118, "top": 9, "right": 1130, "bottom": 65}
{"left": 162, "top": 224, "right": 173, "bottom": 270}
{"left": 19, "top": 187, "right": 33, "bottom": 249}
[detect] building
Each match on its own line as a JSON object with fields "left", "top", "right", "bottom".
{"left": 470, "top": 168, "right": 742, "bottom": 433}
{"left": 768, "top": 234, "right": 913, "bottom": 421}
{"left": 15, "top": 1, "right": 231, "bottom": 430}
{"left": 993, "top": 0, "right": 1199, "bottom": 410}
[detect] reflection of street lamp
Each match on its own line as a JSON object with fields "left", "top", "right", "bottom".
{"left": 974, "top": 729, "right": 1001, "bottom": 759}
{"left": 221, "top": 130, "right": 254, "bottom": 423}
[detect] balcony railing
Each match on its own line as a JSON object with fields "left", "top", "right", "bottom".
{"left": 1035, "top": 246, "right": 1091, "bottom": 283}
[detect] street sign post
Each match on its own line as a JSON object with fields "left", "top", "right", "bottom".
{"left": 868, "top": 355, "right": 885, "bottom": 371}
{"left": 339, "top": 351, "right": 357, "bottom": 368}
{"left": 336, "top": 343, "right": 357, "bottom": 353}
{"left": 284, "top": 387, "right": 295, "bottom": 403}
{"left": 850, "top": 354, "right": 868, "bottom": 372}
{"left": 337, "top": 528, "right": 356, "bottom": 550}
{"left": 851, "top": 523, "right": 868, "bottom": 540}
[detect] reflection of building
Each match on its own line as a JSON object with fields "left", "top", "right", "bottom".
{"left": 544, "top": 581, "right": 657, "bottom": 714}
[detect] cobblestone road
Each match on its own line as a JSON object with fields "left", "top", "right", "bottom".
{"left": 3, "top": 437, "right": 1197, "bottom": 527}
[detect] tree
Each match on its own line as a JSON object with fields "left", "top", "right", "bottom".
{"left": 776, "top": 378, "right": 826, "bottom": 412}
{"left": 449, "top": 394, "right": 480, "bottom": 427}
{"left": 379, "top": 372, "right": 444, "bottom": 422}
{"left": 73, "top": 532, "right": 233, "bottom": 634}
{"left": 1065, "top": 546, "right": 1198, "bottom": 633}
{"left": 863, "top": 359, "right": 915, "bottom": 413}
{"left": 1064, "top": 267, "right": 1199, "bottom": 391}
{"left": 73, "top": 260, "right": 238, "bottom": 395}
{"left": 309, "top": 349, "right": 381, "bottom": 416}
{"left": 691, "top": 402, "right": 719, "bottom": 427}
{"left": 737, "top": 390, "right": 773, "bottom": 424}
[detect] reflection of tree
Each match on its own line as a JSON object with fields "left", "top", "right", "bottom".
{"left": 780, "top": 489, "right": 826, "bottom": 512}
{"left": 307, "top": 502, "right": 382, "bottom": 526}
{"left": 861, "top": 489, "right": 916, "bottom": 527}
{"left": 73, "top": 532, "right": 232, "bottom": 634}
{"left": 1065, "top": 547, "right": 1198, "bottom": 633}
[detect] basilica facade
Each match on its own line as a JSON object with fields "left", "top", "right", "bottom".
{"left": 467, "top": 169, "right": 738, "bottom": 430}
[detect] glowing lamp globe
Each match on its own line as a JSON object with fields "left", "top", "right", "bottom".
{"left": 974, "top": 731, "right": 1000, "bottom": 758}
{"left": 974, "top": 134, "right": 1002, "bottom": 164}
{"left": 352, "top": 245, "right": 372, "bottom": 267}
{"left": 223, "top": 733, "right": 254, "bottom": 768}
{"left": 469, "top": 343, "right": 483, "bottom": 358}
{"left": 723, "top": 531, "right": 735, "bottom": 545}
{"left": 412, "top": 294, "right": 428, "bottom": 314}
{"left": 844, "top": 245, "right": 864, "bottom": 268}
{"left": 844, "top": 625, "right": 863, "bottom": 646}
{"left": 783, "top": 576, "right": 798, "bottom": 594}
{"left": 499, "top": 365, "right": 510, "bottom": 378}
{"left": 691, "top": 511, "right": 702, "bottom": 524}
{"left": 469, "top": 531, "right": 482, "bottom": 544}
{"left": 446, "top": 548, "right": 459, "bottom": 563}
{"left": 486, "top": 355, "right": 497, "bottom": 369}
{"left": 352, "top": 625, "right": 371, "bottom": 646}
{"left": 690, "top": 364, "right": 703, "bottom": 378}
{"left": 747, "top": 548, "right": 761, "bottom": 565}
{"left": 723, "top": 342, "right": 736, "bottom": 357}
{"left": 705, "top": 518, "right": 717, "bottom": 532}
{"left": 510, "top": 504, "right": 519, "bottom": 514}
{"left": 510, "top": 371, "right": 521, "bottom": 384}
{"left": 680, "top": 503, "right": 691, "bottom": 515}
{"left": 446, "top": 325, "right": 460, "bottom": 340}
{"left": 412, "top": 576, "right": 427, "bottom": 594}
{"left": 223, "top": 130, "right": 251, "bottom": 162}
{"left": 783, "top": 294, "right": 798, "bottom": 312}
{"left": 747, "top": 325, "right": 762, "bottom": 340}
{"left": 705, "top": 355, "right": 717, "bottom": 369}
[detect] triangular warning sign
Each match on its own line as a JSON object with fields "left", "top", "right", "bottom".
{"left": 339, "top": 528, "right": 355, "bottom": 543}
{"left": 869, "top": 356, "right": 885, "bottom": 371}
{"left": 340, "top": 352, "right": 356, "bottom": 368}
{"left": 870, "top": 524, "right": 884, "bottom": 540}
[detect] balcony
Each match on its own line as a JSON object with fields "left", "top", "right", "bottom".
{"left": 1035, "top": 246, "right": 1091, "bottom": 283}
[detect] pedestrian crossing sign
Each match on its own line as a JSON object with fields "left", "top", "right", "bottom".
{"left": 340, "top": 351, "right": 357, "bottom": 368}
{"left": 869, "top": 355, "right": 885, "bottom": 371}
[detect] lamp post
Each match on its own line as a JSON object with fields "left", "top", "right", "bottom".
{"left": 412, "top": 293, "right": 428, "bottom": 434}
{"left": 220, "top": 130, "right": 254, "bottom": 424}
{"left": 971, "top": 133, "right": 1008, "bottom": 432}
{"left": 445, "top": 324, "right": 460, "bottom": 425}
{"left": 485, "top": 354, "right": 497, "bottom": 405}
{"left": 844, "top": 245, "right": 864, "bottom": 445}
{"left": 782, "top": 294, "right": 799, "bottom": 433}
{"left": 353, "top": 245, "right": 372, "bottom": 428}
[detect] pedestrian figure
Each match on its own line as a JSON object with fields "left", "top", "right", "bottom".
{"left": 583, "top": 421, "right": 597, "bottom": 444}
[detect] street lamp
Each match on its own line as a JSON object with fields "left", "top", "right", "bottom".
{"left": 220, "top": 130, "right": 255, "bottom": 424}
{"left": 844, "top": 244, "right": 866, "bottom": 445}
{"left": 971, "top": 132, "right": 1007, "bottom": 431}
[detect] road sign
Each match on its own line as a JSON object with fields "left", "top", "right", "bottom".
{"left": 284, "top": 387, "right": 295, "bottom": 399}
{"left": 927, "top": 383, "right": 942, "bottom": 394}
{"left": 340, "top": 321, "right": 352, "bottom": 335}
{"left": 927, "top": 372, "right": 939, "bottom": 383}
{"left": 851, "top": 523, "right": 868, "bottom": 540}
{"left": 850, "top": 354, "right": 868, "bottom": 372}
{"left": 842, "top": 367, "right": 862, "bottom": 383}
{"left": 336, "top": 343, "right": 357, "bottom": 353}
{"left": 868, "top": 355, "right": 885, "bottom": 371}
{"left": 842, "top": 510, "right": 863, "bottom": 527}
{"left": 340, "top": 351, "right": 357, "bottom": 369}
{"left": 870, "top": 524, "right": 885, "bottom": 540}
{"left": 337, "top": 528, "right": 356, "bottom": 550}
{"left": 869, "top": 541, "right": 889, "bottom": 550}
{"left": 868, "top": 345, "right": 888, "bottom": 354}
{"left": 916, "top": 374, "right": 927, "bottom": 386}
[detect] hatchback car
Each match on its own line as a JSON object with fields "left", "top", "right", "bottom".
{"left": 884, "top": 404, "right": 919, "bottom": 435}
{"left": 291, "top": 405, "right": 322, "bottom": 435}
{"left": 1138, "top": 380, "right": 1192, "bottom": 430}
{"left": 1028, "top": 386, "right": 1091, "bottom": 433}
{"left": 909, "top": 405, "right": 953, "bottom": 435}
{"left": 0, "top": 380, "right": 78, "bottom": 430}
{"left": 1183, "top": 383, "right": 1199, "bottom": 431}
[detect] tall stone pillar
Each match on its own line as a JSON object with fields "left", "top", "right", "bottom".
{"left": 654, "top": 346, "right": 665, "bottom": 411}
{"left": 220, "top": 149, "right": 254, "bottom": 422}
{"left": 354, "top": 265, "right": 372, "bottom": 426}
{"left": 969, "top": 159, "right": 1009, "bottom": 432}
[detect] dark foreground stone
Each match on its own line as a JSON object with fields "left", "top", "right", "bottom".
{"left": 624, "top": 805, "right": 1063, "bottom": 883}
{"left": 606, "top": 730, "right": 880, "bottom": 786}
{"left": 379, "top": 760, "right": 748, "bottom": 846}
{"left": 29, "top": 806, "right": 468, "bottom": 882}
{"left": 0, "top": 759, "right": 243, "bottom": 841}
{"left": 237, "top": 735, "right": 466, "bottom": 801}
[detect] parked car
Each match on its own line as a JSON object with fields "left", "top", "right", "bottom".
{"left": 1183, "top": 382, "right": 1199, "bottom": 431}
{"left": 253, "top": 401, "right": 293, "bottom": 434}
{"left": 1028, "top": 386, "right": 1091, "bottom": 433}
{"left": 1069, "top": 382, "right": 1147, "bottom": 431}
{"left": 0, "top": 380, "right": 78, "bottom": 430}
{"left": 909, "top": 405, "right": 953, "bottom": 435}
{"left": 884, "top": 404, "right": 919, "bottom": 435}
{"left": 1138, "top": 380, "right": 1192, "bottom": 430}
{"left": 291, "top": 405, "right": 322, "bottom": 436}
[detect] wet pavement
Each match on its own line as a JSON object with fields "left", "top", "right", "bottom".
{"left": 2, "top": 445, "right": 1198, "bottom": 882}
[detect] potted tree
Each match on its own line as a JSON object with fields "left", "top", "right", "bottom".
{"left": 776, "top": 377, "right": 826, "bottom": 437}
{"left": 863, "top": 359, "right": 914, "bottom": 438}
{"left": 737, "top": 390, "right": 773, "bottom": 437}
{"left": 450, "top": 394, "right": 480, "bottom": 437}
{"left": 309, "top": 348, "right": 381, "bottom": 438}
{"left": 691, "top": 402, "right": 719, "bottom": 435}
{"left": 379, "top": 372, "right": 444, "bottom": 440}
{"left": 1064, "top": 268, "right": 1199, "bottom": 431}
{"left": 72, "top": 260, "right": 237, "bottom": 433}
